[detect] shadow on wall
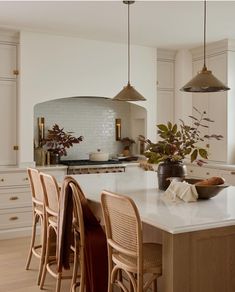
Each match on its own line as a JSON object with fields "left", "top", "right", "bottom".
{"left": 34, "top": 97, "right": 147, "bottom": 159}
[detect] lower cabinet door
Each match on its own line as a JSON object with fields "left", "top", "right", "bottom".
{"left": 0, "top": 208, "right": 32, "bottom": 230}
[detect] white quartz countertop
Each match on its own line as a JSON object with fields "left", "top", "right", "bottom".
{"left": 71, "top": 167, "right": 235, "bottom": 234}
{"left": 0, "top": 164, "right": 68, "bottom": 172}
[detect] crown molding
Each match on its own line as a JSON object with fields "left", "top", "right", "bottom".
{"left": 157, "top": 48, "right": 177, "bottom": 62}
{"left": 0, "top": 28, "right": 19, "bottom": 44}
{"left": 191, "top": 39, "right": 235, "bottom": 61}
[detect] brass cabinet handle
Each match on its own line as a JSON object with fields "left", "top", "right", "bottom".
{"left": 9, "top": 216, "right": 18, "bottom": 221}
{"left": 13, "top": 69, "right": 19, "bottom": 75}
{"left": 0, "top": 178, "right": 4, "bottom": 182}
{"left": 190, "top": 170, "right": 193, "bottom": 173}
{"left": 9, "top": 196, "right": 19, "bottom": 201}
{"left": 206, "top": 172, "right": 210, "bottom": 175}
{"left": 23, "top": 177, "right": 28, "bottom": 181}
{"left": 230, "top": 171, "right": 235, "bottom": 175}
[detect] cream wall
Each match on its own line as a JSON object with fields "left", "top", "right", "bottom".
{"left": 18, "top": 31, "right": 157, "bottom": 165}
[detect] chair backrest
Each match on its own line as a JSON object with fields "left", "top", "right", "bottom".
{"left": 27, "top": 168, "right": 44, "bottom": 205}
{"left": 69, "top": 182, "right": 85, "bottom": 274}
{"left": 40, "top": 172, "right": 60, "bottom": 217}
{"left": 69, "top": 182, "right": 85, "bottom": 245}
{"left": 101, "top": 190, "right": 142, "bottom": 260}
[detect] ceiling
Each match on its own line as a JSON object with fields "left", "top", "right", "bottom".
{"left": 0, "top": 1, "right": 235, "bottom": 49}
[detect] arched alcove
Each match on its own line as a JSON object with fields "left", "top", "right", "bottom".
{"left": 34, "top": 96, "right": 147, "bottom": 160}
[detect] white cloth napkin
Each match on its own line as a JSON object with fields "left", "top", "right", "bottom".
{"left": 164, "top": 181, "right": 198, "bottom": 202}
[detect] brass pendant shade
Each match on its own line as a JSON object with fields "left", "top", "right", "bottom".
{"left": 113, "top": 1, "right": 146, "bottom": 101}
{"left": 113, "top": 82, "right": 146, "bottom": 101}
{"left": 181, "top": 0, "right": 230, "bottom": 93}
{"left": 182, "top": 66, "right": 230, "bottom": 92}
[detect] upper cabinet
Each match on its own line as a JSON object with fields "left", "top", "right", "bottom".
{"left": 156, "top": 49, "right": 176, "bottom": 126}
{"left": 191, "top": 40, "right": 235, "bottom": 164}
{"left": 0, "top": 32, "right": 19, "bottom": 165}
{"left": 0, "top": 43, "right": 17, "bottom": 79}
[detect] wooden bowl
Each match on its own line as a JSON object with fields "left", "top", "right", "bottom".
{"left": 168, "top": 177, "right": 229, "bottom": 199}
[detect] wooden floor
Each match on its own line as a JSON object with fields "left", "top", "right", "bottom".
{"left": 0, "top": 237, "right": 72, "bottom": 292}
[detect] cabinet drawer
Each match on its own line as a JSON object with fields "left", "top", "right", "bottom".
{"left": 0, "top": 172, "right": 29, "bottom": 187}
{"left": 186, "top": 165, "right": 221, "bottom": 179}
{"left": 220, "top": 170, "right": 235, "bottom": 186}
{"left": 0, "top": 190, "right": 31, "bottom": 209}
{"left": 0, "top": 209, "right": 32, "bottom": 230}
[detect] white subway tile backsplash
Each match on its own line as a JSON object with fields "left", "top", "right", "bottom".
{"left": 34, "top": 97, "right": 132, "bottom": 159}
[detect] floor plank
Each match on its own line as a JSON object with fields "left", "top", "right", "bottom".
{"left": 0, "top": 237, "right": 72, "bottom": 292}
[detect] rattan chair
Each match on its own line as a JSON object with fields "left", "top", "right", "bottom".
{"left": 39, "top": 172, "right": 63, "bottom": 292}
{"left": 25, "top": 168, "right": 46, "bottom": 285}
{"left": 101, "top": 190, "right": 162, "bottom": 292}
{"left": 69, "top": 182, "right": 85, "bottom": 292}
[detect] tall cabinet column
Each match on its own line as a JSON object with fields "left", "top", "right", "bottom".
{"left": 0, "top": 31, "right": 19, "bottom": 166}
{"left": 156, "top": 49, "right": 176, "bottom": 141}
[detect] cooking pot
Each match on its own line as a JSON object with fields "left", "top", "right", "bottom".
{"left": 89, "top": 149, "right": 109, "bottom": 161}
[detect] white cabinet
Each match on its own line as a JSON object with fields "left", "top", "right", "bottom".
{"left": 157, "top": 60, "right": 174, "bottom": 90}
{"left": 0, "top": 43, "right": 17, "bottom": 79}
{"left": 157, "top": 91, "right": 174, "bottom": 125}
{"left": 157, "top": 49, "right": 176, "bottom": 127}
{"left": 0, "top": 80, "right": 17, "bottom": 165}
{"left": 219, "top": 170, "right": 235, "bottom": 185}
{"left": 191, "top": 40, "right": 235, "bottom": 163}
{"left": 0, "top": 169, "right": 31, "bottom": 240}
{"left": 186, "top": 163, "right": 235, "bottom": 186}
{"left": 186, "top": 164, "right": 222, "bottom": 179}
{"left": 0, "top": 166, "right": 67, "bottom": 240}
{"left": 0, "top": 40, "right": 18, "bottom": 166}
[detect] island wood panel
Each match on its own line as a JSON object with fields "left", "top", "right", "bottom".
{"left": 162, "top": 226, "right": 235, "bottom": 292}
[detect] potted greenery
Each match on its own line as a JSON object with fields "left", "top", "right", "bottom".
{"left": 120, "top": 137, "right": 136, "bottom": 156}
{"left": 43, "top": 124, "right": 83, "bottom": 164}
{"left": 139, "top": 107, "right": 223, "bottom": 190}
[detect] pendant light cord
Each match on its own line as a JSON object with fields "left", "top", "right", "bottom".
{"left": 203, "top": 0, "right": 207, "bottom": 70}
{"left": 127, "top": 2, "right": 131, "bottom": 84}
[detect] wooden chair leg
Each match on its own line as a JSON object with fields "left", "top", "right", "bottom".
{"left": 40, "top": 225, "right": 51, "bottom": 289}
{"left": 153, "top": 278, "right": 158, "bottom": 292}
{"left": 71, "top": 236, "right": 79, "bottom": 291}
{"left": 37, "top": 215, "right": 46, "bottom": 285}
{"left": 56, "top": 272, "right": 62, "bottom": 292}
{"left": 25, "top": 212, "right": 37, "bottom": 270}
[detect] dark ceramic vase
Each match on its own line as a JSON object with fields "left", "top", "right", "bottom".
{"left": 157, "top": 160, "right": 187, "bottom": 190}
{"left": 50, "top": 152, "right": 60, "bottom": 165}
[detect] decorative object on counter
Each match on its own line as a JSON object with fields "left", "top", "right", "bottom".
{"left": 113, "top": 1, "right": 146, "bottom": 101}
{"left": 89, "top": 149, "right": 109, "bottom": 161}
{"left": 167, "top": 177, "right": 228, "bottom": 200}
{"left": 139, "top": 107, "right": 223, "bottom": 190}
{"left": 43, "top": 124, "right": 83, "bottom": 165}
{"left": 34, "top": 146, "right": 46, "bottom": 166}
{"left": 164, "top": 180, "right": 198, "bottom": 203}
{"left": 115, "top": 118, "right": 121, "bottom": 141}
{"left": 120, "top": 137, "right": 135, "bottom": 156}
{"left": 181, "top": 0, "right": 230, "bottom": 93}
{"left": 37, "top": 117, "right": 45, "bottom": 147}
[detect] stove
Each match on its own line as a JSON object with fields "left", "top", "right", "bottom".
{"left": 60, "top": 159, "right": 126, "bottom": 174}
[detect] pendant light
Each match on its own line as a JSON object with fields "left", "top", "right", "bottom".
{"left": 181, "top": 0, "right": 230, "bottom": 92}
{"left": 113, "top": 1, "right": 146, "bottom": 101}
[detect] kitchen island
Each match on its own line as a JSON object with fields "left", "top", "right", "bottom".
{"left": 72, "top": 167, "right": 235, "bottom": 292}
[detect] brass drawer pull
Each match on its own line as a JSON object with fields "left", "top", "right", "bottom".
{"left": 206, "top": 172, "right": 210, "bottom": 175}
{"left": 9, "top": 216, "right": 18, "bottom": 221}
{"left": 0, "top": 178, "right": 4, "bottom": 182}
{"left": 9, "top": 196, "right": 19, "bottom": 201}
{"left": 230, "top": 171, "right": 235, "bottom": 175}
{"left": 190, "top": 170, "right": 193, "bottom": 173}
{"left": 23, "top": 177, "right": 28, "bottom": 181}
